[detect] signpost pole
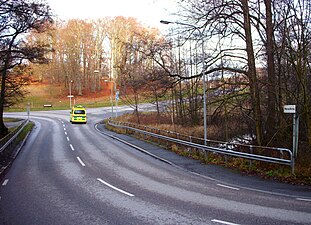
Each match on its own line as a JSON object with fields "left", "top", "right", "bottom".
{"left": 27, "top": 102, "right": 30, "bottom": 120}
{"left": 115, "top": 90, "right": 119, "bottom": 118}
{"left": 283, "top": 105, "right": 298, "bottom": 157}
{"left": 293, "top": 113, "right": 297, "bottom": 157}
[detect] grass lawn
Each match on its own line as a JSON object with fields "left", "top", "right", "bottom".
{"left": 6, "top": 83, "right": 117, "bottom": 111}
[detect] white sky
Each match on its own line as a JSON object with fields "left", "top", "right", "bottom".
{"left": 46, "top": 0, "right": 177, "bottom": 29}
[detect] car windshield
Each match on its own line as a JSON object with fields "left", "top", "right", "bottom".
{"left": 74, "top": 110, "right": 85, "bottom": 114}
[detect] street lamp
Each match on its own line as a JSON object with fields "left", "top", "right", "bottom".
{"left": 160, "top": 20, "right": 208, "bottom": 145}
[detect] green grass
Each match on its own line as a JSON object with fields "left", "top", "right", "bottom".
{"left": 5, "top": 83, "right": 123, "bottom": 112}
{"left": 4, "top": 118, "right": 22, "bottom": 122}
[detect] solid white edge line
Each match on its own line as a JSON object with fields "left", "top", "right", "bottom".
{"left": 217, "top": 184, "right": 240, "bottom": 191}
{"left": 2, "top": 179, "right": 9, "bottom": 186}
{"left": 70, "top": 144, "right": 74, "bottom": 151}
{"left": 77, "top": 157, "right": 85, "bottom": 167}
{"left": 211, "top": 219, "right": 240, "bottom": 225}
{"left": 97, "top": 178, "right": 134, "bottom": 197}
{"left": 296, "top": 198, "right": 311, "bottom": 202}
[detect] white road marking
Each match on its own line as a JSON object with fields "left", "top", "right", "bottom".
{"left": 217, "top": 184, "right": 240, "bottom": 190}
{"left": 97, "top": 178, "right": 134, "bottom": 197}
{"left": 296, "top": 198, "right": 311, "bottom": 202}
{"left": 77, "top": 157, "right": 85, "bottom": 167}
{"left": 70, "top": 144, "right": 74, "bottom": 151}
{"left": 64, "top": 127, "right": 66, "bottom": 131}
{"left": 64, "top": 132, "right": 67, "bottom": 135}
{"left": 63, "top": 124, "right": 65, "bottom": 127}
{"left": 2, "top": 179, "right": 9, "bottom": 186}
{"left": 66, "top": 137, "right": 70, "bottom": 141}
{"left": 211, "top": 219, "right": 240, "bottom": 225}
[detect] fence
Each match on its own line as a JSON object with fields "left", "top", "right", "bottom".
{"left": 0, "top": 120, "right": 29, "bottom": 155}
{"left": 107, "top": 119, "right": 295, "bottom": 174}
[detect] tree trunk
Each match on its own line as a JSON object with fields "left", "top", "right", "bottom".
{"left": 134, "top": 91, "right": 140, "bottom": 124}
{"left": 241, "top": 0, "right": 263, "bottom": 145}
{"left": 0, "top": 69, "right": 9, "bottom": 137}
{"left": 264, "top": 0, "right": 277, "bottom": 144}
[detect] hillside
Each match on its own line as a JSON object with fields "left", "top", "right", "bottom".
{"left": 9, "top": 82, "right": 115, "bottom": 111}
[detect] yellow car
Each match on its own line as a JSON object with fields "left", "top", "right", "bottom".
{"left": 70, "top": 105, "right": 87, "bottom": 124}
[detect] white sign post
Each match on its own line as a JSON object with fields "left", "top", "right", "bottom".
{"left": 67, "top": 95, "right": 74, "bottom": 109}
{"left": 115, "top": 90, "right": 119, "bottom": 117}
{"left": 283, "top": 105, "right": 296, "bottom": 114}
{"left": 283, "top": 105, "right": 298, "bottom": 158}
{"left": 27, "top": 102, "right": 30, "bottom": 120}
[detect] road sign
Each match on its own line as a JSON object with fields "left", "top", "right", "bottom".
{"left": 284, "top": 105, "right": 296, "bottom": 114}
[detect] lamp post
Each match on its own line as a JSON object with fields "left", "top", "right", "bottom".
{"left": 160, "top": 20, "right": 207, "bottom": 145}
{"left": 68, "top": 80, "right": 73, "bottom": 109}
{"left": 109, "top": 78, "right": 117, "bottom": 118}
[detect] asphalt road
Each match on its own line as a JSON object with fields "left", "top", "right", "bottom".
{"left": 1, "top": 107, "right": 311, "bottom": 225}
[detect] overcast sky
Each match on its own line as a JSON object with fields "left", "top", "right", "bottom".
{"left": 45, "top": 0, "right": 177, "bottom": 29}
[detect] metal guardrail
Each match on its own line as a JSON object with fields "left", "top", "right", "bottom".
{"left": 0, "top": 120, "right": 29, "bottom": 154}
{"left": 107, "top": 119, "right": 295, "bottom": 174}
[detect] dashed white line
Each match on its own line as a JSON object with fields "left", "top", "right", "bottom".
{"left": 211, "top": 219, "right": 240, "bottom": 225}
{"left": 296, "top": 198, "right": 311, "bottom": 202}
{"left": 217, "top": 184, "right": 240, "bottom": 190}
{"left": 77, "top": 157, "right": 85, "bottom": 167}
{"left": 70, "top": 144, "right": 74, "bottom": 151}
{"left": 97, "top": 178, "right": 135, "bottom": 197}
{"left": 64, "top": 127, "right": 66, "bottom": 131}
{"left": 67, "top": 137, "right": 70, "bottom": 141}
{"left": 2, "top": 179, "right": 9, "bottom": 186}
{"left": 63, "top": 124, "right": 65, "bottom": 127}
{"left": 64, "top": 132, "right": 67, "bottom": 135}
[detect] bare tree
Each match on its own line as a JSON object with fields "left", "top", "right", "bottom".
{"left": 0, "top": 0, "right": 53, "bottom": 137}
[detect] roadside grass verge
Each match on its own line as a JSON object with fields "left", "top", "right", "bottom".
{"left": 4, "top": 118, "right": 23, "bottom": 122}
{"left": 0, "top": 121, "right": 34, "bottom": 175}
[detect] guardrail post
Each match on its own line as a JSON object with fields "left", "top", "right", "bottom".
{"left": 249, "top": 145, "right": 253, "bottom": 168}
{"left": 204, "top": 149, "right": 208, "bottom": 162}
{"left": 225, "top": 143, "right": 228, "bottom": 164}
{"left": 291, "top": 153, "right": 295, "bottom": 175}
{"left": 157, "top": 129, "right": 160, "bottom": 145}
{"left": 166, "top": 131, "right": 170, "bottom": 148}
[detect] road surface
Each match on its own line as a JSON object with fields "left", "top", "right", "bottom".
{"left": 1, "top": 107, "right": 311, "bottom": 225}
